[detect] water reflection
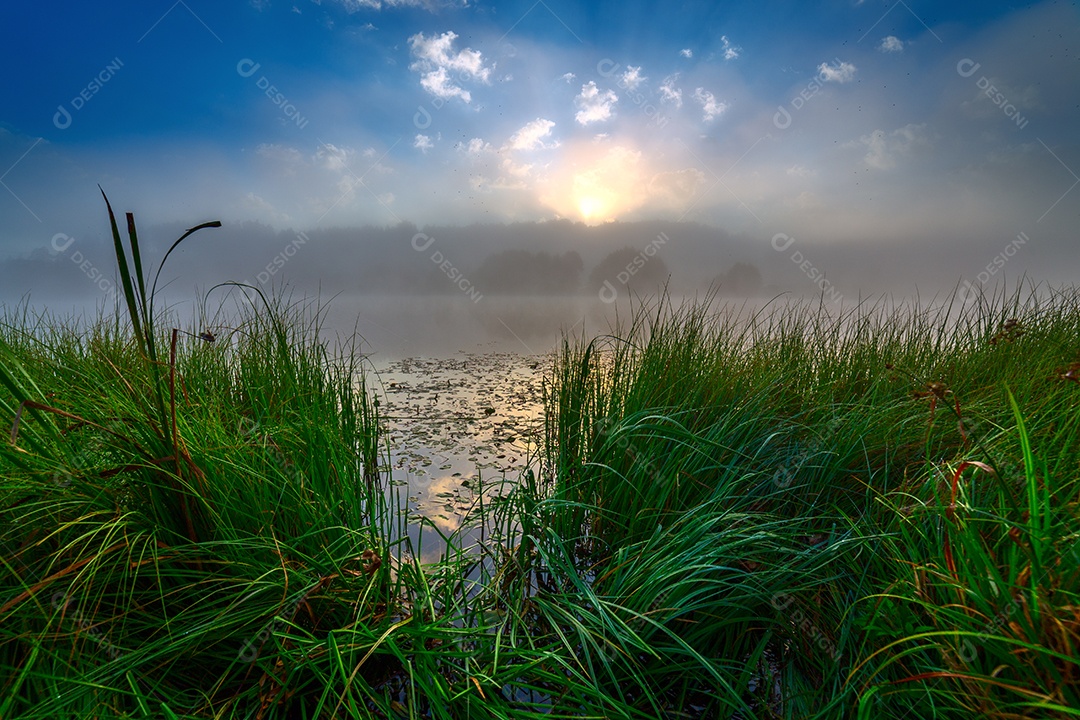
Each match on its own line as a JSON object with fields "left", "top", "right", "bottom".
{"left": 373, "top": 352, "right": 548, "bottom": 560}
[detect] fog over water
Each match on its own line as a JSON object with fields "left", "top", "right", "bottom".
{"left": 0, "top": 216, "right": 1061, "bottom": 360}
{"left": 2, "top": 1, "right": 1078, "bottom": 348}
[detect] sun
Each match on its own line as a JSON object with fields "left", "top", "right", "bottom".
{"left": 577, "top": 195, "right": 607, "bottom": 221}
{"left": 540, "top": 142, "right": 647, "bottom": 225}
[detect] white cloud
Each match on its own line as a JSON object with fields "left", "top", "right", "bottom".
{"left": 508, "top": 118, "right": 558, "bottom": 151}
{"left": 720, "top": 35, "right": 741, "bottom": 60}
{"left": 659, "top": 74, "right": 682, "bottom": 107}
{"left": 418, "top": 67, "right": 469, "bottom": 102}
{"left": 559, "top": 72, "right": 576, "bottom": 83}
{"left": 858, "top": 130, "right": 892, "bottom": 169}
{"left": 693, "top": 87, "right": 727, "bottom": 122}
{"left": 335, "top": 0, "right": 381, "bottom": 9}
{"left": 680, "top": 48, "right": 693, "bottom": 58}
{"left": 620, "top": 66, "right": 645, "bottom": 90}
{"left": 334, "top": 0, "right": 456, "bottom": 9}
{"left": 818, "top": 60, "right": 857, "bottom": 83}
{"left": 648, "top": 168, "right": 706, "bottom": 206}
{"left": 460, "top": 138, "right": 494, "bottom": 155}
{"left": 241, "top": 192, "right": 290, "bottom": 224}
{"left": 849, "top": 123, "right": 929, "bottom": 169}
{"left": 414, "top": 134, "right": 434, "bottom": 153}
{"left": 408, "top": 31, "right": 493, "bottom": 103}
{"left": 256, "top": 143, "right": 305, "bottom": 169}
{"left": 574, "top": 81, "right": 618, "bottom": 125}
{"left": 878, "top": 36, "right": 904, "bottom": 53}
{"left": 316, "top": 142, "right": 355, "bottom": 172}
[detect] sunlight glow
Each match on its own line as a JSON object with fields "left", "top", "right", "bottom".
{"left": 576, "top": 195, "right": 607, "bottom": 221}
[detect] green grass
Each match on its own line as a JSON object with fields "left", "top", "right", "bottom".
{"left": 1, "top": 195, "right": 1078, "bottom": 717}
{"left": 533, "top": 288, "right": 1080, "bottom": 718}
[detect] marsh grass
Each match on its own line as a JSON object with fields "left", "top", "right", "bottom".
{"left": 1, "top": 197, "right": 1077, "bottom": 718}
{"left": 533, "top": 287, "right": 1080, "bottom": 717}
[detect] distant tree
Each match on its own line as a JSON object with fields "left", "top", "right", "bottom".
{"left": 587, "top": 246, "right": 670, "bottom": 294}
{"left": 471, "top": 249, "right": 583, "bottom": 294}
{"left": 714, "top": 262, "right": 763, "bottom": 296}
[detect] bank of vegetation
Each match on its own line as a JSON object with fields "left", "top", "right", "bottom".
{"left": 0, "top": 198, "right": 1077, "bottom": 718}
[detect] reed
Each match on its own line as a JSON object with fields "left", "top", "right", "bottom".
{"left": 1, "top": 195, "right": 1077, "bottom": 717}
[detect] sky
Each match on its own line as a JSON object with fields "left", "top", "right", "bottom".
{"left": 1, "top": 0, "right": 1079, "bottom": 324}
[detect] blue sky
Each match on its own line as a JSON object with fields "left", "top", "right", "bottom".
{"left": 1, "top": 0, "right": 1079, "bottom": 293}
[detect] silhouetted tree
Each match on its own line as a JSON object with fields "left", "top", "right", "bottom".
{"left": 714, "top": 262, "right": 763, "bottom": 296}
{"left": 587, "top": 246, "right": 670, "bottom": 294}
{"left": 472, "top": 249, "right": 583, "bottom": 294}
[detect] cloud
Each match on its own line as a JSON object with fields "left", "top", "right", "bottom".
{"left": 574, "top": 81, "right": 618, "bottom": 125}
{"left": 559, "top": 72, "right": 576, "bottom": 83}
{"left": 414, "top": 134, "right": 434, "bottom": 153}
{"left": 540, "top": 144, "right": 646, "bottom": 222}
{"left": 817, "top": 59, "right": 857, "bottom": 83}
{"left": 256, "top": 143, "right": 305, "bottom": 172}
{"left": 647, "top": 168, "right": 706, "bottom": 206}
{"left": 241, "top": 192, "right": 290, "bottom": 224}
{"left": 408, "top": 30, "right": 493, "bottom": 103}
{"left": 659, "top": 74, "right": 682, "bottom": 107}
{"left": 680, "top": 48, "right": 693, "bottom": 58}
{"left": 720, "top": 35, "right": 741, "bottom": 60}
{"left": 316, "top": 142, "right": 356, "bottom": 172}
{"left": 457, "top": 137, "right": 534, "bottom": 192}
{"left": 460, "top": 138, "right": 494, "bottom": 155}
{"left": 508, "top": 118, "right": 558, "bottom": 151}
{"left": 333, "top": 0, "right": 463, "bottom": 9}
{"left": 849, "top": 123, "right": 929, "bottom": 170}
{"left": 417, "top": 67, "right": 468, "bottom": 101}
{"left": 620, "top": 66, "right": 646, "bottom": 91}
{"left": 878, "top": 35, "right": 904, "bottom": 53}
{"left": 693, "top": 87, "right": 727, "bottom": 122}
